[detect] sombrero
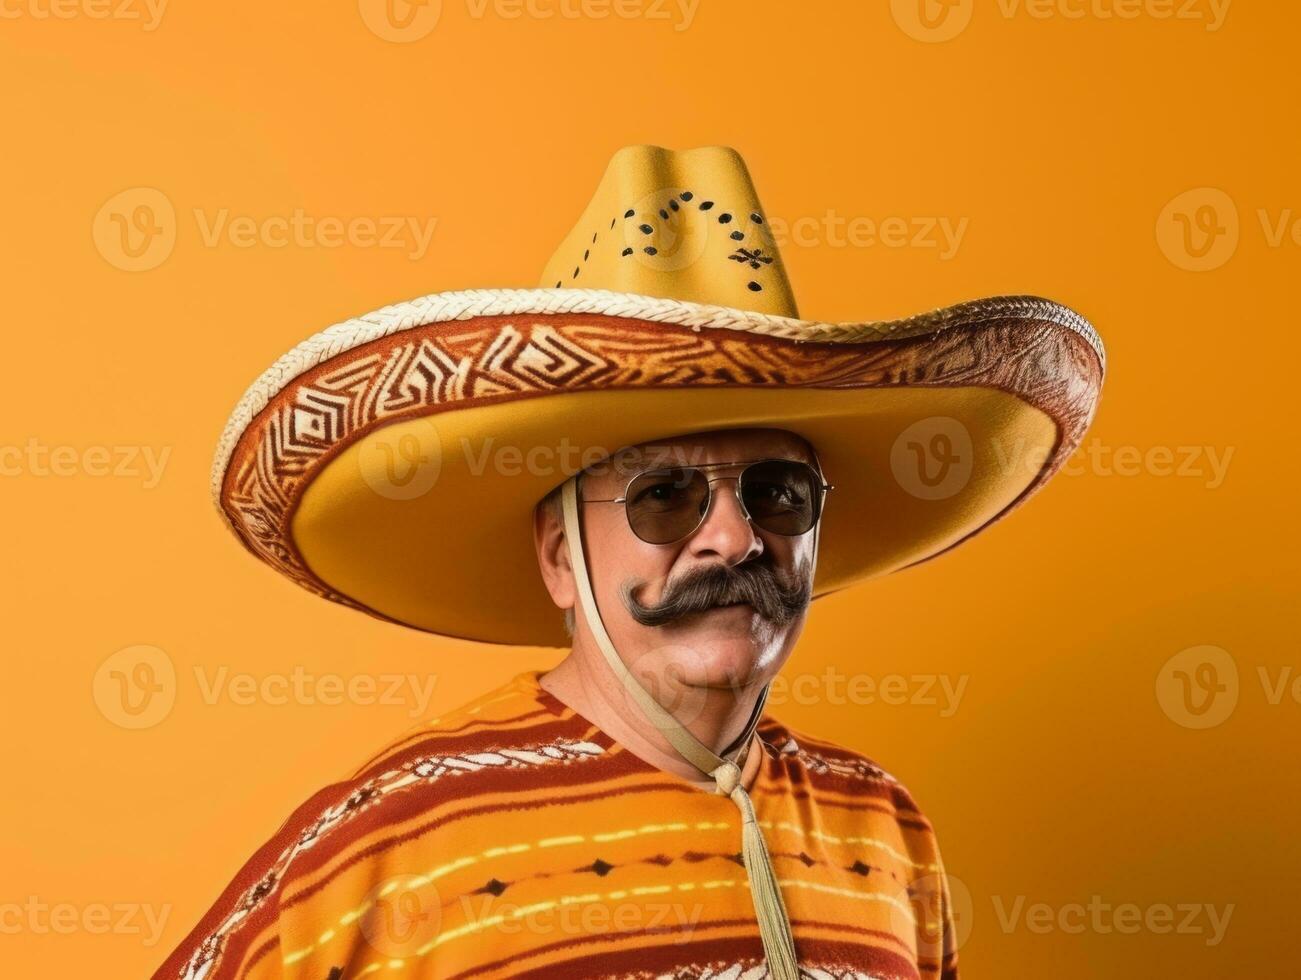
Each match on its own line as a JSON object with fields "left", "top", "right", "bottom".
{"left": 211, "top": 144, "right": 1105, "bottom": 647}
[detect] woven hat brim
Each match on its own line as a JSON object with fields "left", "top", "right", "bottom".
{"left": 213, "top": 288, "right": 1104, "bottom": 646}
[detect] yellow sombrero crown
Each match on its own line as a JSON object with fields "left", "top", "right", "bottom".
{"left": 540, "top": 145, "right": 798, "bottom": 316}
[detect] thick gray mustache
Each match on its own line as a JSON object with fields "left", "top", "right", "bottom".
{"left": 621, "top": 558, "right": 813, "bottom": 628}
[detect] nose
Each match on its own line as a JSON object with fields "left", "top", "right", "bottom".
{"left": 686, "top": 477, "right": 763, "bottom": 566}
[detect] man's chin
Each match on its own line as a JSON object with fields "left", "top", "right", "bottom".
{"left": 647, "top": 605, "right": 790, "bottom": 685}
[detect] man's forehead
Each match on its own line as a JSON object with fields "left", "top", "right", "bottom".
{"left": 585, "top": 427, "right": 817, "bottom": 479}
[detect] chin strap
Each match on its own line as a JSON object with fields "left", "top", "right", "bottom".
{"left": 561, "top": 476, "right": 819, "bottom": 980}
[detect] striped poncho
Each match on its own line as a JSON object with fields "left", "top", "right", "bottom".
{"left": 154, "top": 669, "right": 958, "bottom": 979}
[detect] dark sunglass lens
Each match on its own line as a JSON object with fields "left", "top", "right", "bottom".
{"left": 624, "top": 468, "right": 710, "bottom": 544}
{"left": 740, "top": 460, "right": 819, "bottom": 535}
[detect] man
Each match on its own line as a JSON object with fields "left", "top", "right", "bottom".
{"left": 161, "top": 145, "right": 1104, "bottom": 979}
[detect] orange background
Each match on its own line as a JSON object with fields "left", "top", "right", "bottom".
{"left": 1, "top": 2, "right": 1296, "bottom": 977}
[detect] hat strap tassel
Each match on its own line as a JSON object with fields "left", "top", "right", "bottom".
{"left": 561, "top": 477, "right": 805, "bottom": 980}
{"left": 714, "top": 759, "right": 801, "bottom": 978}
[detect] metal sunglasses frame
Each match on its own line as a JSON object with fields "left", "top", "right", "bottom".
{"left": 579, "top": 457, "right": 835, "bottom": 543}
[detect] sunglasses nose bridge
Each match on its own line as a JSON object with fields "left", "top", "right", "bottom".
{"left": 700, "top": 473, "right": 753, "bottom": 524}
{"left": 692, "top": 471, "right": 759, "bottom": 546}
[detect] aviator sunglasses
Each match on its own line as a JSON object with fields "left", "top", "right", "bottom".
{"left": 581, "top": 458, "right": 834, "bottom": 545}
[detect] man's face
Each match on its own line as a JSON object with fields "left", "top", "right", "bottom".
{"left": 545, "top": 428, "right": 822, "bottom": 694}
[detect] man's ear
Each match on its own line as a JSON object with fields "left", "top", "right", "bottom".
{"left": 533, "top": 494, "right": 576, "bottom": 616}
